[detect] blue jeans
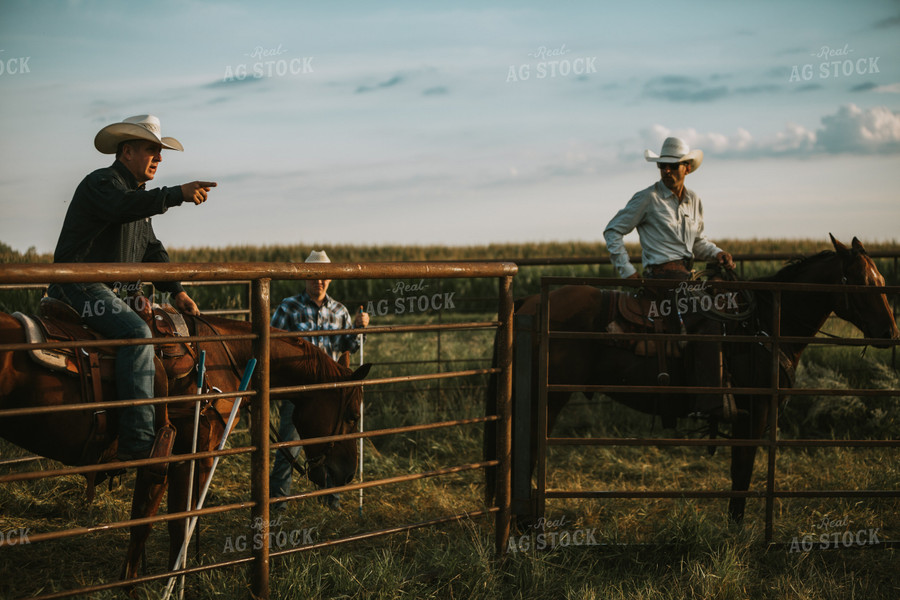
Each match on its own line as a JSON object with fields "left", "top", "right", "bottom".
{"left": 47, "top": 283, "right": 156, "bottom": 455}
{"left": 269, "top": 399, "right": 301, "bottom": 499}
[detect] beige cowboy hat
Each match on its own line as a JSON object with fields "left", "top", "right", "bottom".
{"left": 94, "top": 114, "right": 184, "bottom": 154}
{"left": 305, "top": 250, "right": 331, "bottom": 263}
{"left": 644, "top": 136, "right": 703, "bottom": 171}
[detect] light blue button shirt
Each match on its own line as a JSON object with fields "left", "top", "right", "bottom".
{"left": 603, "top": 180, "right": 723, "bottom": 278}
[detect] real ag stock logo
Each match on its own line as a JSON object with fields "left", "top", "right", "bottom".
{"left": 507, "top": 515, "right": 600, "bottom": 552}
{"left": 0, "top": 49, "right": 31, "bottom": 77}
{"left": 223, "top": 44, "right": 314, "bottom": 82}
{"left": 222, "top": 514, "right": 317, "bottom": 553}
{"left": 364, "top": 279, "right": 456, "bottom": 317}
{"left": 0, "top": 527, "right": 31, "bottom": 547}
{"left": 506, "top": 43, "right": 598, "bottom": 83}
{"left": 789, "top": 44, "right": 880, "bottom": 83}
{"left": 788, "top": 513, "right": 882, "bottom": 553}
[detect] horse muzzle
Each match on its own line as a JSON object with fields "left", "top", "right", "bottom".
{"left": 307, "top": 458, "right": 355, "bottom": 510}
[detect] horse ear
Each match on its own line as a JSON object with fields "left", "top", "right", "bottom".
{"left": 830, "top": 233, "right": 849, "bottom": 255}
{"left": 338, "top": 351, "right": 350, "bottom": 368}
{"left": 851, "top": 237, "right": 867, "bottom": 255}
{"left": 350, "top": 363, "right": 372, "bottom": 381}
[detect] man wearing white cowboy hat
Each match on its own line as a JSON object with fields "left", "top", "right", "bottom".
{"left": 604, "top": 136, "right": 733, "bottom": 278}
{"left": 48, "top": 114, "right": 217, "bottom": 462}
{"left": 269, "top": 250, "right": 370, "bottom": 508}
{"left": 603, "top": 136, "right": 735, "bottom": 421}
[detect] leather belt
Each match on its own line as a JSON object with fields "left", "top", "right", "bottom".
{"left": 645, "top": 258, "right": 693, "bottom": 275}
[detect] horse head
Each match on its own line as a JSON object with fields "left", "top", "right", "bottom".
{"left": 287, "top": 351, "right": 371, "bottom": 508}
{"left": 829, "top": 234, "right": 899, "bottom": 346}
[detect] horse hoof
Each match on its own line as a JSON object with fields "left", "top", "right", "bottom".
{"left": 319, "top": 493, "right": 341, "bottom": 510}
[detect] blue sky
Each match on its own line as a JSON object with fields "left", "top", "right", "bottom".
{"left": 1, "top": 0, "right": 898, "bottom": 254}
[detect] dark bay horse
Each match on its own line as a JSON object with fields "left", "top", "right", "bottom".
{"left": 0, "top": 311, "right": 370, "bottom": 580}
{"left": 487, "top": 236, "right": 897, "bottom": 524}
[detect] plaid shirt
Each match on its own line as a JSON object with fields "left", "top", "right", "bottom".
{"left": 270, "top": 291, "right": 360, "bottom": 360}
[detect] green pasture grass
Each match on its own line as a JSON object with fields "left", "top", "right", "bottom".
{"left": 2, "top": 346, "right": 897, "bottom": 598}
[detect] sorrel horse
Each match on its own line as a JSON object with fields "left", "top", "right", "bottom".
{"left": 0, "top": 311, "right": 370, "bottom": 580}
{"left": 486, "top": 236, "right": 897, "bottom": 524}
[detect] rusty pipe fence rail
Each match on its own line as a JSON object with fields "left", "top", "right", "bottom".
{"left": 4, "top": 252, "right": 897, "bottom": 395}
{"left": 0, "top": 261, "right": 516, "bottom": 600}
{"left": 531, "top": 275, "right": 900, "bottom": 545}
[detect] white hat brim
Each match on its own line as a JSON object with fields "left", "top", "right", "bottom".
{"left": 94, "top": 123, "right": 183, "bottom": 154}
{"left": 644, "top": 148, "right": 703, "bottom": 171}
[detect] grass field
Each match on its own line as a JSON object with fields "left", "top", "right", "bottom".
{"left": 0, "top": 239, "right": 898, "bottom": 599}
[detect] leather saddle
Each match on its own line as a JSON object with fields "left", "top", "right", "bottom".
{"left": 12, "top": 298, "right": 197, "bottom": 394}
{"left": 10, "top": 298, "right": 200, "bottom": 497}
{"left": 606, "top": 290, "right": 682, "bottom": 358}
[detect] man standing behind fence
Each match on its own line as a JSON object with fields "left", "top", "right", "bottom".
{"left": 47, "top": 114, "right": 216, "bottom": 462}
{"left": 269, "top": 250, "right": 370, "bottom": 509}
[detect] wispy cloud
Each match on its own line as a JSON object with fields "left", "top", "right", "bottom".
{"left": 642, "top": 76, "right": 781, "bottom": 103}
{"left": 643, "top": 76, "right": 729, "bottom": 103}
{"left": 871, "top": 14, "right": 900, "bottom": 29}
{"left": 356, "top": 74, "right": 406, "bottom": 94}
{"left": 422, "top": 86, "right": 449, "bottom": 96}
{"left": 850, "top": 82, "right": 900, "bottom": 94}
{"left": 206, "top": 76, "right": 266, "bottom": 89}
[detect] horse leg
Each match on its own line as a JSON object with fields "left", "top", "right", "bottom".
{"left": 517, "top": 390, "right": 571, "bottom": 529}
{"left": 166, "top": 415, "right": 222, "bottom": 571}
{"left": 728, "top": 396, "right": 767, "bottom": 523}
{"left": 122, "top": 468, "right": 169, "bottom": 579}
{"left": 165, "top": 458, "right": 193, "bottom": 572}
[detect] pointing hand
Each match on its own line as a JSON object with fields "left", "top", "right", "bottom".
{"left": 181, "top": 181, "right": 217, "bottom": 205}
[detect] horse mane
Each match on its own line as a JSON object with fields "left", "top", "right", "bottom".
{"left": 276, "top": 335, "right": 352, "bottom": 381}
{"left": 188, "top": 313, "right": 352, "bottom": 382}
{"left": 754, "top": 250, "right": 836, "bottom": 283}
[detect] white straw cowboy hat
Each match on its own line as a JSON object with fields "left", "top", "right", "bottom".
{"left": 644, "top": 136, "right": 703, "bottom": 171}
{"left": 94, "top": 114, "right": 184, "bottom": 154}
{"left": 305, "top": 250, "right": 331, "bottom": 263}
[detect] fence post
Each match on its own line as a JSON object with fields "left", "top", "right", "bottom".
{"left": 250, "top": 278, "right": 271, "bottom": 599}
{"left": 535, "top": 279, "right": 550, "bottom": 523}
{"left": 511, "top": 313, "right": 534, "bottom": 518}
{"left": 494, "top": 275, "right": 514, "bottom": 555}
{"left": 765, "top": 290, "right": 782, "bottom": 543}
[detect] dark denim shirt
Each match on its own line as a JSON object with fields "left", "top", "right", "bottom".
{"left": 53, "top": 160, "right": 186, "bottom": 294}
